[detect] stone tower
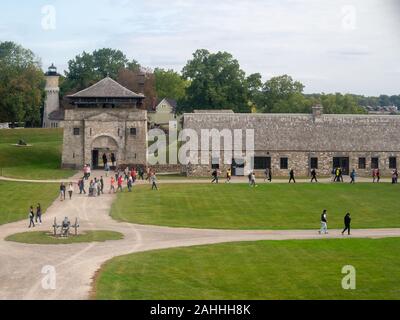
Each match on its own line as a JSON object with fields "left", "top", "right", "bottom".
{"left": 43, "top": 64, "right": 61, "bottom": 128}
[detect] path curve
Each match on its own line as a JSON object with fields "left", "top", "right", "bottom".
{"left": 0, "top": 171, "right": 399, "bottom": 300}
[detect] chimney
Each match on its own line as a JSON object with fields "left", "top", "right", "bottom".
{"left": 312, "top": 104, "right": 323, "bottom": 119}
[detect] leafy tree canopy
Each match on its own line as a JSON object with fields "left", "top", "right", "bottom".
{"left": 61, "top": 48, "right": 141, "bottom": 95}
{"left": 0, "top": 41, "right": 44, "bottom": 126}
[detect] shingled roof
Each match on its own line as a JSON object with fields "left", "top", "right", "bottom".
{"left": 67, "top": 77, "right": 145, "bottom": 99}
{"left": 184, "top": 113, "right": 400, "bottom": 152}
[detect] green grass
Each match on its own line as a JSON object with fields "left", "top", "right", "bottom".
{"left": 6, "top": 230, "right": 124, "bottom": 244}
{"left": 94, "top": 238, "right": 400, "bottom": 300}
{"left": 0, "top": 128, "right": 75, "bottom": 179}
{"left": 112, "top": 183, "right": 400, "bottom": 230}
{"left": 0, "top": 181, "right": 58, "bottom": 225}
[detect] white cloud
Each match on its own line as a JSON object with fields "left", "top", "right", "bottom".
{"left": 0, "top": 0, "right": 399, "bottom": 95}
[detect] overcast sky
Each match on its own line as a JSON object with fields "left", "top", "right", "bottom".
{"left": 1, "top": 0, "right": 399, "bottom": 95}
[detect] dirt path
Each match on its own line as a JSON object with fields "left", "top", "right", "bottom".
{"left": 0, "top": 171, "right": 399, "bottom": 300}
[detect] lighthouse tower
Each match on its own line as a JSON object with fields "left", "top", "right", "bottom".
{"left": 43, "top": 64, "right": 61, "bottom": 128}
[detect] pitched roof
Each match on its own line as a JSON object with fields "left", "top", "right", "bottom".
{"left": 67, "top": 77, "right": 145, "bottom": 99}
{"left": 48, "top": 109, "right": 65, "bottom": 121}
{"left": 156, "top": 98, "right": 177, "bottom": 110}
{"left": 184, "top": 113, "right": 400, "bottom": 152}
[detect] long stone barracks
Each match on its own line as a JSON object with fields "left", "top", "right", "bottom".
{"left": 183, "top": 106, "right": 400, "bottom": 177}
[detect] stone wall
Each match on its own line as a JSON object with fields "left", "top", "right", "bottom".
{"left": 183, "top": 111, "right": 400, "bottom": 177}
{"left": 185, "top": 150, "right": 399, "bottom": 178}
{"left": 62, "top": 108, "right": 148, "bottom": 169}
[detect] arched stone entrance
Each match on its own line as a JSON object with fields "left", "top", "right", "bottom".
{"left": 91, "top": 135, "right": 119, "bottom": 169}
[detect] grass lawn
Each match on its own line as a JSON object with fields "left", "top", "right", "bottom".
{"left": 0, "top": 128, "right": 75, "bottom": 179}
{"left": 112, "top": 183, "right": 400, "bottom": 230}
{"left": 6, "top": 230, "right": 124, "bottom": 244}
{"left": 0, "top": 181, "right": 58, "bottom": 225}
{"left": 93, "top": 238, "right": 400, "bottom": 300}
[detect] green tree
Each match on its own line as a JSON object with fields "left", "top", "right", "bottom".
{"left": 62, "top": 48, "right": 141, "bottom": 95}
{"left": 261, "top": 75, "right": 305, "bottom": 113}
{"left": 319, "top": 93, "right": 366, "bottom": 114}
{"left": 182, "top": 49, "right": 251, "bottom": 113}
{"left": 154, "top": 68, "right": 188, "bottom": 102}
{"left": 0, "top": 41, "right": 44, "bottom": 126}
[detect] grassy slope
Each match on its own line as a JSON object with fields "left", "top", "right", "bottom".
{"left": 0, "top": 128, "right": 74, "bottom": 179}
{"left": 112, "top": 183, "right": 400, "bottom": 230}
{"left": 94, "top": 238, "right": 400, "bottom": 300}
{"left": 0, "top": 181, "right": 58, "bottom": 225}
{"left": 6, "top": 231, "right": 124, "bottom": 244}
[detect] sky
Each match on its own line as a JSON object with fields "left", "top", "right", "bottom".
{"left": 0, "top": 0, "right": 399, "bottom": 96}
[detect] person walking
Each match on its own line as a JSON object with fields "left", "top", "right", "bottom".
{"left": 226, "top": 168, "right": 232, "bottom": 183}
{"left": 310, "top": 169, "right": 318, "bottom": 183}
{"left": 111, "top": 153, "right": 116, "bottom": 168}
{"left": 102, "top": 153, "right": 108, "bottom": 168}
{"left": 250, "top": 172, "right": 257, "bottom": 187}
{"left": 59, "top": 183, "right": 66, "bottom": 201}
{"left": 127, "top": 176, "right": 133, "bottom": 192}
{"left": 100, "top": 176, "right": 104, "bottom": 194}
{"left": 264, "top": 168, "right": 269, "bottom": 182}
{"left": 342, "top": 213, "right": 352, "bottom": 236}
{"left": 110, "top": 176, "right": 116, "bottom": 194}
{"left": 104, "top": 162, "right": 110, "bottom": 177}
{"left": 151, "top": 173, "right": 158, "bottom": 190}
{"left": 28, "top": 206, "right": 35, "bottom": 228}
{"left": 211, "top": 169, "right": 219, "bottom": 184}
{"left": 289, "top": 169, "right": 296, "bottom": 183}
{"left": 138, "top": 167, "right": 144, "bottom": 180}
{"left": 117, "top": 175, "right": 123, "bottom": 193}
{"left": 79, "top": 178, "right": 86, "bottom": 195}
{"left": 68, "top": 182, "right": 74, "bottom": 200}
{"left": 35, "top": 203, "right": 42, "bottom": 225}
{"left": 392, "top": 169, "right": 398, "bottom": 184}
{"left": 376, "top": 169, "right": 381, "bottom": 183}
{"left": 350, "top": 169, "right": 356, "bottom": 184}
{"left": 372, "top": 168, "right": 377, "bottom": 183}
{"left": 319, "top": 210, "right": 328, "bottom": 235}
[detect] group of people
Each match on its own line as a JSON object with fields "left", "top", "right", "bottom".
{"left": 59, "top": 182, "right": 75, "bottom": 201}
{"left": 211, "top": 166, "right": 398, "bottom": 185}
{"left": 319, "top": 210, "right": 352, "bottom": 236}
{"left": 28, "top": 204, "right": 42, "bottom": 228}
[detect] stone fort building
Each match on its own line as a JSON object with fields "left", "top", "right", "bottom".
{"left": 61, "top": 77, "right": 148, "bottom": 169}
{"left": 183, "top": 106, "right": 400, "bottom": 177}
{"left": 43, "top": 64, "right": 399, "bottom": 176}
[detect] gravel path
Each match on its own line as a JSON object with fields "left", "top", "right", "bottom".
{"left": 0, "top": 171, "right": 399, "bottom": 300}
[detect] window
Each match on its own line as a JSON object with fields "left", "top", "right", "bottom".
{"left": 73, "top": 128, "right": 80, "bottom": 136}
{"left": 280, "top": 157, "right": 288, "bottom": 170}
{"left": 130, "top": 128, "right": 137, "bottom": 136}
{"left": 358, "top": 157, "right": 366, "bottom": 169}
{"left": 211, "top": 158, "right": 220, "bottom": 170}
{"left": 389, "top": 157, "right": 397, "bottom": 169}
{"left": 254, "top": 157, "right": 271, "bottom": 170}
{"left": 371, "top": 157, "right": 379, "bottom": 169}
{"left": 310, "top": 157, "right": 318, "bottom": 169}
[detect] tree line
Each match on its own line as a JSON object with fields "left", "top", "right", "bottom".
{"left": 0, "top": 41, "right": 399, "bottom": 125}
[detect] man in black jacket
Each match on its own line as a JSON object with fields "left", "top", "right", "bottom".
{"left": 342, "top": 213, "right": 352, "bottom": 235}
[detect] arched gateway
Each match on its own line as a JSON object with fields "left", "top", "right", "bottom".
{"left": 61, "top": 77, "right": 148, "bottom": 170}
{"left": 91, "top": 135, "right": 119, "bottom": 169}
